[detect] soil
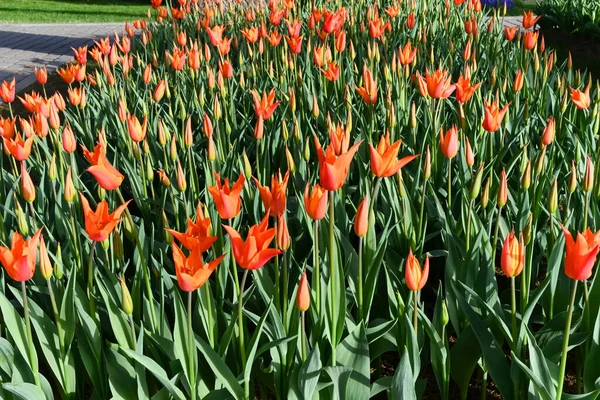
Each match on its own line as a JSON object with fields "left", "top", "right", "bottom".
{"left": 540, "top": 27, "right": 600, "bottom": 79}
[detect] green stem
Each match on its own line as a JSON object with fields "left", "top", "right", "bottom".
{"left": 87, "top": 243, "right": 96, "bottom": 318}
{"left": 301, "top": 312, "right": 307, "bottom": 362}
{"left": 329, "top": 190, "right": 336, "bottom": 366}
{"left": 413, "top": 290, "right": 418, "bottom": 333}
{"left": 239, "top": 270, "right": 249, "bottom": 399}
{"left": 47, "top": 279, "right": 64, "bottom": 356}
{"left": 22, "top": 281, "right": 40, "bottom": 386}
{"left": 358, "top": 237, "right": 363, "bottom": 323}
{"left": 511, "top": 277, "right": 519, "bottom": 400}
{"left": 314, "top": 220, "right": 320, "bottom": 323}
{"left": 556, "top": 280, "right": 578, "bottom": 400}
{"left": 447, "top": 159, "right": 452, "bottom": 209}
{"left": 584, "top": 281, "right": 590, "bottom": 355}
{"left": 584, "top": 191, "right": 590, "bottom": 230}
{"left": 418, "top": 179, "right": 427, "bottom": 243}
{"left": 282, "top": 251, "right": 288, "bottom": 332}
{"left": 466, "top": 200, "right": 474, "bottom": 252}
{"left": 491, "top": 206, "right": 503, "bottom": 265}
{"left": 187, "top": 291, "right": 196, "bottom": 399}
{"left": 204, "top": 284, "right": 215, "bottom": 348}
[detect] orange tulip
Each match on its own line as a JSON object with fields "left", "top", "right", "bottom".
{"left": 562, "top": 226, "right": 600, "bottom": 281}
{"left": 501, "top": 231, "right": 524, "bottom": 277}
{"left": 20, "top": 163, "right": 35, "bottom": 203}
{"left": 296, "top": 270, "right": 310, "bottom": 311}
{"left": 35, "top": 67, "right": 47, "bottom": 85}
{"left": 277, "top": 214, "right": 291, "bottom": 251}
{"left": 455, "top": 74, "right": 482, "bottom": 104}
{"left": 241, "top": 27, "right": 259, "bottom": 43}
{"left": 167, "top": 204, "right": 217, "bottom": 252}
{"left": 304, "top": 184, "right": 328, "bottom": 221}
{"left": 207, "top": 172, "right": 245, "bottom": 220}
{"left": 369, "top": 133, "right": 418, "bottom": 178}
{"left": 285, "top": 35, "right": 303, "bottom": 54}
{"left": 416, "top": 68, "right": 456, "bottom": 99}
{"left": 541, "top": 117, "right": 556, "bottom": 146}
{"left": 4, "top": 133, "right": 34, "bottom": 161}
{"left": 0, "top": 78, "right": 16, "bottom": 103}
{"left": 522, "top": 11, "right": 541, "bottom": 29}
{"left": 482, "top": 99, "right": 510, "bottom": 133}
{"left": 465, "top": 136, "right": 475, "bottom": 167}
{"left": 206, "top": 25, "right": 226, "bottom": 46}
{"left": 354, "top": 197, "right": 369, "bottom": 237}
{"left": 79, "top": 192, "right": 130, "bottom": 242}
{"left": 406, "top": 13, "right": 415, "bottom": 29}
{"left": 251, "top": 89, "right": 281, "bottom": 121}
{"left": 356, "top": 64, "right": 378, "bottom": 105}
{"left": 154, "top": 80, "right": 167, "bottom": 102}
{"left": 253, "top": 171, "right": 289, "bottom": 217}
{"left": 323, "top": 9, "right": 345, "bottom": 33}
{"left": 513, "top": 70, "right": 524, "bottom": 92}
{"left": 314, "top": 135, "right": 362, "bottom": 191}
{"left": 127, "top": 114, "right": 147, "bottom": 143}
{"left": 504, "top": 26, "right": 517, "bottom": 41}
{"left": 523, "top": 30, "right": 538, "bottom": 51}
{"left": 321, "top": 62, "right": 340, "bottom": 82}
{"left": 398, "top": 41, "right": 417, "bottom": 65}
{"left": 498, "top": 168, "right": 508, "bottom": 207}
{"left": 570, "top": 81, "right": 591, "bottom": 110}
{"left": 368, "top": 17, "right": 390, "bottom": 39}
{"left": 87, "top": 152, "right": 124, "bottom": 191}
{"left": 172, "top": 244, "right": 225, "bottom": 292}
{"left": 223, "top": 214, "right": 282, "bottom": 270}
{"left": 166, "top": 47, "right": 186, "bottom": 70}
{"left": 405, "top": 248, "right": 429, "bottom": 291}
{"left": 0, "top": 228, "right": 42, "bottom": 282}
{"left": 440, "top": 126, "right": 459, "bottom": 159}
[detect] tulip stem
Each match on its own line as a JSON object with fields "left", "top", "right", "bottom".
{"left": 229, "top": 218, "right": 241, "bottom": 297}
{"left": 466, "top": 200, "right": 474, "bottom": 252}
{"left": 556, "top": 280, "right": 577, "bottom": 400}
{"left": 87, "top": 242, "right": 96, "bottom": 318}
{"left": 301, "top": 311, "right": 307, "bottom": 362}
{"left": 583, "top": 281, "right": 590, "bottom": 354}
{"left": 22, "top": 281, "right": 39, "bottom": 386}
{"left": 358, "top": 237, "right": 364, "bottom": 322}
{"left": 69, "top": 204, "right": 82, "bottom": 270}
{"left": 204, "top": 284, "right": 215, "bottom": 348}
{"left": 187, "top": 291, "right": 196, "bottom": 400}
{"left": 418, "top": 178, "right": 427, "bottom": 244}
{"left": 313, "top": 220, "right": 320, "bottom": 328}
{"left": 329, "top": 190, "right": 336, "bottom": 366}
{"left": 491, "top": 206, "right": 503, "bottom": 265}
{"left": 238, "top": 269, "right": 249, "bottom": 399}
{"left": 413, "top": 290, "right": 418, "bottom": 333}
{"left": 447, "top": 159, "right": 452, "bottom": 209}
{"left": 47, "top": 278, "right": 65, "bottom": 357}
{"left": 282, "top": 250, "right": 289, "bottom": 332}
{"left": 584, "top": 191, "right": 590, "bottom": 230}
{"left": 511, "top": 277, "right": 518, "bottom": 348}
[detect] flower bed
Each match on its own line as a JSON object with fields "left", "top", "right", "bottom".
{"left": 0, "top": 0, "right": 598, "bottom": 399}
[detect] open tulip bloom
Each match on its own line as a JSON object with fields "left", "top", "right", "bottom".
{"left": 0, "top": 1, "right": 598, "bottom": 399}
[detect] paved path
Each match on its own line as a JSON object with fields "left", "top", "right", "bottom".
{"left": 0, "top": 23, "right": 123, "bottom": 95}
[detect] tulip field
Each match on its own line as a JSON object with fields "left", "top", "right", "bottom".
{"left": 1, "top": 0, "right": 600, "bottom": 398}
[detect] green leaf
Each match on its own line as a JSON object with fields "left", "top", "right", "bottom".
{"left": 195, "top": 335, "right": 244, "bottom": 399}
{"left": 97, "top": 281, "right": 134, "bottom": 350}
{"left": 299, "top": 344, "right": 322, "bottom": 400}
{"left": 336, "top": 324, "right": 370, "bottom": 400}
{"left": 585, "top": 302, "right": 600, "bottom": 392}
{"left": 323, "top": 366, "right": 352, "bottom": 400}
{"left": 122, "top": 348, "right": 186, "bottom": 400}
{"left": 1, "top": 382, "right": 46, "bottom": 400}
{"left": 0, "top": 291, "right": 37, "bottom": 380}
{"left": 391, "top": 347, "right": 416, "bottom": 400}
{"left": 59, "top": 269, "right": 77, "bottom": 352}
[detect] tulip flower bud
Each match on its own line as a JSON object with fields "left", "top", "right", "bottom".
{"left": 15, "top": 200, "right": 28, "bottom": 236}
{"left": 521, "top": 161, "right": 531, "bottom": 190}
{"left": 465, "top": 136, "right": 474, "bottom": 167}
{"left": 113, "top": 227, "right": 124, "bottom": 259}
{"left": 277, "top": 215, "right": 291, "bottom": 251}
{"left": 296, "top": 270, "right": 310, "bottom": 312}
{"left": 424, "top": 146, "right": 431, "bottom": 181}
{"left": 396, "top": 291, "right": 405, "bottom": 317}
{"left": 199, "top": 85, "right": 205, "bottom": 107}
{"left": 176, "top": 159, "right": 186, "bottom": 192}
{"left": 54, "top": 243, "right": 63, "bottom": 279}
{"left": 97, "top": 186, "right": 106, "bottom": 201}
{"left": 439, "top": 300, "right": 449, "bottom": 327}
{"left": 481, "top": 177, "right": 490, "bottom": 209}
{"left": 522, "top": 212, "right": 533, "bottom": 246}
{"left": 64, "top": 168, "right": 76, "bottom": 203}
{"left": 162, "top": 210, "right": 173, "bottom": 244}
{"left": 535, "top": 146, "right": 546, "bottom": 176}
{"left": 294, "top": 117, "right": 301, "bottom": 142}
{"left": 541, "top": 117, "right": 555, "bottom": 146}
{"left": 122, "top": 213, "right": 135, "bottom": 241}
{"left": 354, "top": 197, "right": 369, "bottom": 237}
{"left": 304, "top": 137, "right": 311, "bottom": 162}
{"left": 213, "top": 94, "right": 222, "bottom": 121}
{"left": 410, "top": 102, "right": 417, "bottom": 129}
{"left": 469, "top": 163, "right": 485, "bottom": 200}
{"left": 497, "top": 168, "right": 508, "bottom": 207}
{"left": 101, "top": 238, "right": 110, "bottom": 251}
{"left": 584, "top": 155, "right": 594, "bottom": 192}
{"left": 120, "top": 277, "right": 134, "bottom": 316}
{"left": 20, "top": 164, "right": 35, "bottom": 203}
{"left": 242, "top": 150, "right": 252, "bottom": 178}
{"left": 285, "top": 146, "right": 296, "bottom": 175}
{"left": 312, "top": 92, "right": 319, "bottom": 119}
{"left": 520, "top": 146, "right": 528, "bottom": 173}
{"left": 547, "top": 177, "right": 558, "bottom": 214}
{"left": 49, "top": 153, "right": 57, "bottom": 181}
{"left": 170, "top": 134, "right": 178, "bottom": 161}
{"left": 569, "top": 160, "right": 577, "bottom": 193}
{"left": 39, "top": 236, "right": 53, "bottom": 280}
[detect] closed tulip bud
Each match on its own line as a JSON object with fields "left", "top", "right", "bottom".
{"left": 497, "top": 168, "right": 508, "bottom": 207}
{"left": 569, "top": 160, "right": 577, "bottom": 193}
{"left": 541, "top": 117, "right": 555, "bottom": 146}
{"left": 64, "top": 168, "right": 76, "bottom": 202}
{"left": 424, "top": 146, "right": 431, "bottom": 180}
{"left": 113, "top": 227, "right": 123, "bottom": 259}
{"left": 523, "top": 212, "right": 533, "bottom": 246}
{"left": 470, "top": 163, "right": 485, "bottom": 200}
{"left": 584, "top": 156, "right": 594, "bottom": 192}
{"left": 53, "top": 243, "right": 63, "bottom": 279}
{"left": 178, "top": 96, "right": 186, "bottom": 121}
{"left": 312, "top": 92, "right": 319, "bottom": 118}
{"left": 501, "top": 230, "right": 524, "bottom": 278}
{"left": 520, "top": 146, "right": 529, "bottom": 173}
{"left": 522, "top": 160, "right": 531, "bottom": 189}
{"left": 294, "top": 117, "right": 301, "bottom": 141}
{"left": 213, "top": 94, "right": 222, "bottom": 121}
{"left": 397, "top": 171, "right": 406, "bottom": 199}
{"left": 39, "top": 236, "right": 52, "bottom": 280}
{"left": 304, "top": 136, "right": 311, "bottom": 162}
{"left": 439, "top": 300, "right": 449, "bottom": 327}
{"left": 482, "top": 177, "right": 490, "bottom": 209}
{"left": 396, "top": 291, "right": 405, "bottom": 317}
{"left": 120, "top": 277, "right": 133, "bottom": 315}
{"left": 15, "top": 200, "right": 28, "bottom": 236}
{"left": 535, "top": 146, "right": 546, "bottom": 176}
{"left": 154, "top": 79, "right": 167, "bottom": 102}
{"left": 277, "top": 215, "right": 291, "bottom": 251}
{"left": 49, "top": 154, "right": 57, "bottom": 181}
{"left": 296, "top": 270, "right": 310, "bottom": 312}
{"left": 170, "top": 134, "right": 177, "bottom": 161}
{"left": 176, "top": 159, "right": 186, "bottom": 192}
{"left": 285, "top": 145, "right": 296, "bottom": 174}
{"left": 490, "top": 66, "right": 497, "bottom": 87}
{"left": 199, "top": 86, "right": 205, "bottom": 107}
{"left": 20, "top": 164, "right": 35, "bottom": 203}
{"left": 410, "top": 102, "right": 417, "bottom": 129}
{"left": 97, "top": 186, "right": 105, "bottom": 201}
{"left": 465, "top": 136, "right": 474, "bottom": 167}
{"left": 162, "top": 210, "right": 173, "bottom": 244}
{"left": 548, "top": 177, "right": 558, "bottom": 213}
{"left": 354, "top": 197, "right": 369, "bottom": 237}
{"left": 282, "top": 119, "right": 289, "bottom": 141}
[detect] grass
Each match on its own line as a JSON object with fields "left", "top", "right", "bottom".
{"left": 0, "top": 0, "right": 149, "bottom": 23}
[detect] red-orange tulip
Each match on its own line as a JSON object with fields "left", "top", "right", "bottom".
{"left": 522, "top": 11, "right": 541, "bottom": 29}
{"left": 167, "top": 204, "right": 216, "bottom": 252}
{"left": 20, "top": 163, "right": 35, "bottom": 203}
{"left": 416, "top": 68, "right": 456, "bottom": 99}
{"left": 314, "top": 135, "right": 362, "bottom": 191}
{"left": 398, "top": 41, "right": 417, "bottom": 65}
{"left": 523, "top": 30, "right": 538, "bottom": 51}
{"left": 87, "top": 152, "right": 124, "bottom": 191}
{"left": 498, "top": 168, "right": 508, "bottom": 207}
{"left": 356, "top": 64, "right": 378, "bottom": 104}
{"left": 208, "top": 172, "right": 245, "bottom": 220}
{"left": 323, "top": 9, "right": 345, "bottom": 33}
{"left": 277, "top": 214, "right": 291, "bottom": 251}
{"left": 405, "top": 248, "right": 429, "bottom": 291}
{"left": 254, "top": 171, "right": 289, "bottom": 217}
{"left": 501, "top": 231, "right": 524, "bottom": 277}
{"left": 541, "top": 117, "right": 555, "bottom": 146}
{"left": 0, "top": 228, "right": 42, "bottom": 282}
{"left": 35, "top": 67, "right": 47, "bottom": 85}
{"left": 562, "top": 226, "right": 600, "bottom": 281}
{"left": 80, "top": 192, "right": 130, "bottom": 242}
{"left": 172, "top": 244, "right": 225, "bottom": 292}
{"left": 304, "top": 184, "right": 328, "bottom": 221}
{"left": 455, "top": 74, "right": 482, "bottom": 104}
{"left": 440, "top": 126, "right": 459, "bottom": 159}
{"left": 321, "top": 62, "right": 340, "bottom": 82}
{"left": 354, "top": 197, "right": 369, "bottom": 237}
{"left": 127, "top": 114, "right": 147, "bottom": 143}
{"left": 513, "top": 70, "right": 524, "bottom": 92}
{"left": 1, "top": 78, "right": 16, "bottom": 103}
{"left": 4, "top": 133, "right": 34, "bottom": 161}
{"left": 504, "top": 26, "right": 517, "bottom": 41}
{"left": 296, "top": 270, "right": 310, "bottom": 311}
{"left": 223, "top": 214, "right": 282, "bottom": 270}
{"left": 570, "top": 81, "right": 591, "bottom": 110}
{"left": 369, "top": 133, "right": 418, "bottom": 178}
{"left": 483, "top": 99, "right": 510, "bottom": 133}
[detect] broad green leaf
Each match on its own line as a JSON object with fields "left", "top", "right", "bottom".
{"left": 336, "top": 324, "right": 370, "bottom": 400}
{"left": 391, "top": 347, "right": 416, "bottom": 400}
{"left": 2, "top": 382, "right": 45, "bottom": 400}
{"left": 299, "top": 344, "right": 322, "bottom": 400}
{"left": 195, "top": 335, "right": 244, "bottom": 399}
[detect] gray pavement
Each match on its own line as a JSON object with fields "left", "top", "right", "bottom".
{"left": 0, "top": 23, "right": 123, "bottom": 96}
